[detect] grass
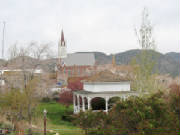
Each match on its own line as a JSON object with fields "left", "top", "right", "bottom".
{"left": 35, "top": 101, "right": 84, "bottom": 135}
{"left": 36, "top": 101, "right": 73, "bottom": 125}
{"left": 0, "top": 101, "right": 84, "bottom": 135}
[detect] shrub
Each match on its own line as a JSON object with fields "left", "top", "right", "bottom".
{"left": 52, "top": 91, "right": 60, "bottom": 101}
{"left": 41, "top": 97, "right": 51, "bottom": 102}
{"left": 109, "top": 92, "right": 177, "bottom": 135}
{"left": 73, "top": 111, "right": 109, "bottom": 135}
{"left": 62, "top": 109, "right": 74, "bottom": 122}
{"left": 67, "top": 77, "right": 87, "bottom": 90}
{"left": 58, "top": 77, "right": 87, "bottom": 107}
{"left": 168, "top": 83, "right": 180, "bottom": 133}
{"left": 74, "top": 91, "right": 180, "bottom": 135}
{"left": 59, "top": 90, "right": 73, "bottom": 107}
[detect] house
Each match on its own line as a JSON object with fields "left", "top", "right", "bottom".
{"left": 0, "top": 67, "right": 43, "bottom": 87}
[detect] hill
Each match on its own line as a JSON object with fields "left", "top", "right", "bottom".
{"left": 94, "top": 49, "right": 180, "bottom": 77}
{"left": 165, "top": 52, "right": 180, "bottom": 65}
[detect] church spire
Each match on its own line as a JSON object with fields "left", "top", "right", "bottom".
{"left": 60, "top": 29, "right": 65, "bottom": 46}
{"left": 58, "top": 29, "right": 67, "bottom": 59}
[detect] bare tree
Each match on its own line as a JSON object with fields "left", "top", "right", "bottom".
{"left": 132, "top": 8, "right": 162, "bottom": 93}
{"left": 135, "top": 8, "right": 155, "bottom": 50}
{"left": 1, "top": 42, "right": 53, "bottom": 134}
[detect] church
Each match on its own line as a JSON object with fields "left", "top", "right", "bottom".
{"left": 56, "top": 30, "right": 97, "bottom": 85}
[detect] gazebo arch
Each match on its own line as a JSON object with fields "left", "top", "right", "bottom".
{"left": 108, "top": 96, "right": 121, "bottom": 109}
{"left": 79, "top": 96, "right": 83, "bottom": 108}
{"left": 75, "top": 95, "right": 78, "bottom": 105}
{"left": 91, "top": 97, "right": 105, "bottom": 110}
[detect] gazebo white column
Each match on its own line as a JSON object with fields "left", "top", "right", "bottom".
{"left": 82, "top": 96, "right": 85, "bottom": 112}
{"left": 105, "top": 97, "right": 109, "bottom": 113}
{"left": 87, "top": 97, "right": 92, "bottom": 110}
{"left": 77, "top": 95, "right": 80, "bottom": 112}
{"left": 73, "top": 94, "right": 76, "bottom": 113}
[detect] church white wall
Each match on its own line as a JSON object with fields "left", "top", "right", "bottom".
{"left": 84, "top": 82, "right": 130, "bottom": 92}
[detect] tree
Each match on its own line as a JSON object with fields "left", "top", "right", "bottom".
{"left": 0, "top": 87, "right": 26, "bottom": 124}
{"left": 73, "top": 111, "right": 108, "bottom": 135}
{"left": 58, "top": 77, "right": 85, "bottom": 107}
{"left": 131, "top": 8, "right": 161, "bottom": 93}
{"left": 168, "top": 83, "right": 180, "bottom": 128}
{"left": 135, "top": 8, "right": 155, "bottom": 50}
{"left": 67, "top": 77, "right": 85, "bottom": 90}
{"left": 0, "top": 42, "right": 53, "bottom": 134}
{"left": 59, "top": 90, "right": 73, "bottom": 107}
{"left": 0, "top": 78, "right": 40, "bottom": 134}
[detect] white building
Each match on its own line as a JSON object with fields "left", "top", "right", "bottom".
{"left": 0, "top": 68, "right": 43, "bottom": 86}
{"left": 73, "top": 81, "right": 139, "bottom": 114}
{"left": 0, "top": 79, "right": 5, "bottom": 86}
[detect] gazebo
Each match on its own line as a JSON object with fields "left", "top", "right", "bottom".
{"left": 73, "top": 81, "right": 139, "bottom": 113}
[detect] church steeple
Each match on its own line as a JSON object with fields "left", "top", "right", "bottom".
{"left": 61, "top": 30, "right": 65, "bottom": 46}
{"left": 58, "top": 29, "right": 67, "bottom": 59}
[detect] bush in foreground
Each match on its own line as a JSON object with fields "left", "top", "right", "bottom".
{"left": 73, "top": 91, "right": 180, "bottom": 135}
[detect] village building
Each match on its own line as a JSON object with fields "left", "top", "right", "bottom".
{"left": 0, "top": 67, "right": 44, "bottom": 86}
{"left": 57, "top": 30, "right": 97, "bottom": 85}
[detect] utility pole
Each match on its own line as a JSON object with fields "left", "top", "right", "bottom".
{"left": 2, "top": 21, "right": 6, "bottom": 59}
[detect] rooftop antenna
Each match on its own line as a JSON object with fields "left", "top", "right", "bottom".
{"left": 2, "top": 21, "right": 6, "bottom": 59}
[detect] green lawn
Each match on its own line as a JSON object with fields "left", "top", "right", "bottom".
{"left": 35, "top": 101, "right": 84, "bottom": 135}
{"left": 36, "top": 101, "right": 73, "bottom": 125}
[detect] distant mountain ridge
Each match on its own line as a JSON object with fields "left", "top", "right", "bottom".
{"left": 165, "top": 52, "right": 180, "bottom": 65}
{"left": 1, "top": 49, "right": 180, "bottom": 77}
{"left": 93, "top": 49, "right": 180, "bottom": 77}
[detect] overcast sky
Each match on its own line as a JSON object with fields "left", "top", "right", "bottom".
{"left": 0, "top": 0, "right": 179, "bottom": 57}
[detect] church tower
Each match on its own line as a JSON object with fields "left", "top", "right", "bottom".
{"left": 57, "top": 30, "right": 68, "bottom": 85}
{"left": 58, "top": 29, "right": 67, "bottom": 61}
